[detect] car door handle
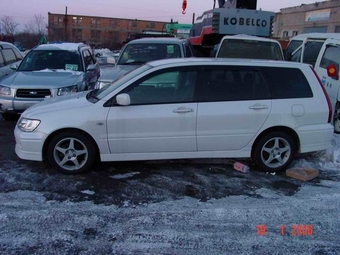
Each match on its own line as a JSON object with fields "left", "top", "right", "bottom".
{"left": 249, "top": 104, "right": 269, "bottom": 110}
{"left": 173, "top": 107, "right": 194, "bottom": 113}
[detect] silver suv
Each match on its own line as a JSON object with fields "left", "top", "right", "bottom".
{"left": 96, "top": 37, "right": 195, "bottom": 89}
{"left": 0, "top": 42, "right": 100, "bottom": 120}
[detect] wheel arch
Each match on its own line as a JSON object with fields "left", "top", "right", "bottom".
{"left": 42, "top": 128, "right": 100, "bottom": 163}
{"left": 251, "top": 126, "right": 300, "bottom": 158}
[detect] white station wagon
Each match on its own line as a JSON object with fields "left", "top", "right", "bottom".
{"left": 14, "top": 58, "right": 334, "bottom": 174}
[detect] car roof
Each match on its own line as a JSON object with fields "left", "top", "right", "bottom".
{"left": 34, "top": 43, "right": 86, "bottom": 51}
{"left": 0, "top": 41, "right": 16, "bottom": 47}
{"left": 146, "top": 57, "right": 308, "bottom": 68}
{"left": 221, "top": 34, "right": 281, "bottom": 43}
{"left": 126, "top": 37, "right": 185, "bottom": 44}
{"left": 290, "top": 33, "right": 340, "bottom": 41}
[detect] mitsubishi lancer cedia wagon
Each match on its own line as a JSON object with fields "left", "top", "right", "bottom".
{"left": 14, "top": 58, "right": 334, "bottom": 174}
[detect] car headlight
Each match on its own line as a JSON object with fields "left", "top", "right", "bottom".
{"left": 17, "top": 118, "right": 40, "bottom": 132}
{"left": 96, "top": 81, "right": 112, "bottom": 89}
{"left": 0, "top": 85, "right": 11, "bottom": 95}
{"left": 57, "top": 85, "right": 78, "bottom": 96}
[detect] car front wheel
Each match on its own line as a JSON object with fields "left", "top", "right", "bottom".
{"left": 252, "top": 132, "right": 296, "bottom": 172}
{"left": 46, "top": 131, "right": 97, "bottom": 174}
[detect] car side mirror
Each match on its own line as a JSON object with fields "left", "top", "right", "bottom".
{"left": 95, "top": 53, "right": 102, "bottom": 57}
{"left": 116, "top": 93, "right": 131, "bottom": 106}
{"left": 10, "top": 64, "right": 18, "bottom": 70}
{"left": 327, "top": 64, "right": 339, "bottom": 80}
{"left": 87, "top": 64, "right": 96, "bottom": 71}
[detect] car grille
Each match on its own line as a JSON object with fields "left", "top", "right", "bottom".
{"left": 16, "top": 89, "right": 51, "bottom": 98}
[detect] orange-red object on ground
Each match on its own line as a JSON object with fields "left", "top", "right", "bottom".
{"left": 182, "top": 0, "right": 187, "bottom": 14}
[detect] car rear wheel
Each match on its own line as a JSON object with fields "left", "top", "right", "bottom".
{"left": 47, "top": 131, "right": 97, "bottom": 174}
{"left": 252, "top": 132, "right": 296, "bottom": 172}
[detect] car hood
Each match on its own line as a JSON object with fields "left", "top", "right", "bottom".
{"left": 22, "top": 91, "right": 91, "bottom": 118}
{"left": 0, "top": 70, "right": 83, "bottom": 88}
{"left": 99, "top": 64, "right": 139, "bottom": 82}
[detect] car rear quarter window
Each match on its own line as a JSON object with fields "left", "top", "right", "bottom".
{"left": 199, "top": 66, "right": 270, "bottom": 102}
{"left": 260, "top": 67, "right": 313, "bottom": 99}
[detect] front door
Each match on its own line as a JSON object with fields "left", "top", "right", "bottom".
{"left": 107, "top": 68, "right": 198, "bottom": 154}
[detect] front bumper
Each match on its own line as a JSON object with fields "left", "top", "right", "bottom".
{"left": 14, "top": 125, "right": 48, "bottom": 161}
{"left": 0, "top": 96, "right": 42, "bottom": 114}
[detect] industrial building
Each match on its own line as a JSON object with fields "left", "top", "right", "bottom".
{"left": 273, "top": 0, "right": 340, "bottom": 39}
{"left": 47, "top": 12, "right": 168, "bottom": 49}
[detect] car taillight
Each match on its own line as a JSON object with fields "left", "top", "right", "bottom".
{"left": 310, "top": 66, "right": 332, "bottom": 123}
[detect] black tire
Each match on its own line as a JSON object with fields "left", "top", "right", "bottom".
{"left": 252, "top": 132, "right": 296, "bottom": 172}
{"left": 46, "top": 131, "right": 97, "bottom": 174}
{"left": 1, "top": 113, "right": 19, "bottom": 121}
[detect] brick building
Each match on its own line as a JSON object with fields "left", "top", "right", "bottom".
{"left": 273, "top": 0, "right": 340, "bottom": 39}
{"left": 47, "top": 12, "right": 168, "bottom": 49}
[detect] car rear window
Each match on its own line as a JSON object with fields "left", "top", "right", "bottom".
{"left": 260, "top": 67, "right": 313, "bottom": 99}
{"left": 118, "top": 43, "right": 181, "bottom": 65}
{"left": 217, "top": 39, "right": 283, "bottom": 60}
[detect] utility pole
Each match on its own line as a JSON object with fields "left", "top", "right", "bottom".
{"left": 64, "top": 6, "right": 68, "bottom": 41}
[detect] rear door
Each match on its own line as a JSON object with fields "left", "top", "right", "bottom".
{"left": 196, "top": 65, "right": 272, "bottom": 151}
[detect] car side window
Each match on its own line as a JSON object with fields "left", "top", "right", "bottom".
{"left": 199, "top": 66, "right": 270, "bottom": 102}
{"left": 120, "top": 68, "right": 197, "bottom": 105}
{"left": 0, "top": 52, "right": 4, "bottom": 67}
{"left": 320, "top": 46, "right": 340, "bottom": 71}
{"left": 185, "top": 44, "right": 193, "bottom": 57}
{"left": 12, "top": 46, "right": 23, "bottom": 60}
{"left": 82, "top": 49, "right": 95, "bottom": 69}
{"left": 2, "top": 49, "right": 17, "bottom": 64}
{"left": 291, "top": 47, "right": 302, "bottom": 63}
{"left": 302, "top": 41, "right": 324, "bottom": 67}
{"left": 260, "top": 67, "right": 313, "bottom": 99}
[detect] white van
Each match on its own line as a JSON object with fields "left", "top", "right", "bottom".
{"left": 286, "top": 33, "right": 340, "bottom": 67}
{"left": 287, "top": 33, "right": 340, "bottom": 133}
{"left": 215, "top": 34, "right": 284, "bottom": 60}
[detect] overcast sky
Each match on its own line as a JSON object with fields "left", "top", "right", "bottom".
{"left": 2, "top": 0, "right": 327, "bottom": 28}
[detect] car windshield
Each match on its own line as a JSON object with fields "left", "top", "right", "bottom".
{"left": 18, "top": 50, "right": 83, "bottom": 71}
{"left": 217, "top": 39, "right": 283, "bottom": 60}
{"left": 117, "top": 43, "right": 181, "bottom": 65}
{"left": 87, "top": 64, "right": 153, "bottom": 101}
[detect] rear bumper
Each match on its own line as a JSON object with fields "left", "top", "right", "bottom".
{"left": 297, "top": 124, "right": 334, "bottom": 153}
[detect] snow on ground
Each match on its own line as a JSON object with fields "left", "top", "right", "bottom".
{"left": 0, "top": 135, "right": 340, "bottom": 254}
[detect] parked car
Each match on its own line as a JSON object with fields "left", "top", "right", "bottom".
{"left": 286, "top": 33, "right": 340, "bottom": 133}
{"left": 0, "top": 41, "right": 23, "bottom": 81}
{"left": 96, "top": 37, "right": 195, "bottom": 89}
{"left": 14, "top": 58, "right": 333, "bottom": 174}
{"left": 94, "top": 48, "right": 116, "bottom": 68}
{"left": 0, "top": 42, "right": 100, "bottom": 120}
{"left": 216, "top": 34, "right": 285, "bottom": 60}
